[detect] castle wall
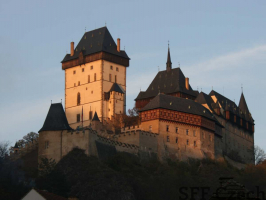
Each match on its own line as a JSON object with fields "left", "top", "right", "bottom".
{"left": 140, "top": 119, "right": 216, "bottom": 161}
{"left": 215, "top": 115, "right": 254, "bottom": 164}
{"left": 38, "top": 130, "right": 63, "bottom": 163}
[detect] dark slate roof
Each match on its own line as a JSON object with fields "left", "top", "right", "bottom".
{"left": 39, "top": 103, "right": 72, "bottom": 132}
{"left": 109, "top": 83, "right": 125, "bottom": 94}
{"left": 140, "top": 94, "right": 216, "bottom": 122}
{"left": 239, "top": 92, "right": 250, "bottom": 114}
{"left": 195, "top": 92, "right": 215, "bottom": 112}
{"left": 14, "top": 142, "right": 19, "bottom": 148}
{"left": 209, "top": 90, "right": 238, "bottom": 113}
{"left": 92, "top": 112, "right": 100, "bottom": 121}
{"left": 135, "top": 68, "right": 198, "bottom": 100}
{"left": 62, "top": 27, "right": 129, "bottom": 63}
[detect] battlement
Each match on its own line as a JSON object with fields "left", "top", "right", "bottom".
{"left": 97, "top": 134, "right": 139, "bottom": 150}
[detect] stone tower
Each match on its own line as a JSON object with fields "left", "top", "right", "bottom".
{"left": 61, "top": 27, "right": 130, "bottom": 128}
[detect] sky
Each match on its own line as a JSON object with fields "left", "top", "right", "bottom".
{"left": 1, "top": 0, "right": 266, "bottom": 150}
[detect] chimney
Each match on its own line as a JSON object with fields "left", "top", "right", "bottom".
{"left": 71, "top": 42, "right": 74, "bottom": 56}
{"left": 185, "top": 78, "right": 189, "bottom": 90}
{"left": 117, "top": 38, "right": 120, "bottom": 52}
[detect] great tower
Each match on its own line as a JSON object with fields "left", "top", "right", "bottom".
{"left": 61, "top": 27, "right": 130, "bottom": 128}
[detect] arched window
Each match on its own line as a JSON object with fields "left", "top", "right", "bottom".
{"left": 94, "top": 73, "right": 96, "bottom": 81}
{"left": 109, "top": 74, "right": 112, "bottom": 82}
{"left": 77, "top": 92, "right": 81, "bottom": 105}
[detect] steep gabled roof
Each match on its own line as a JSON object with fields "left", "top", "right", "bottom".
{"left": 140, "top": 94, "right": 216, "bottom": 121}
{"left": 195, "top": 92, "right": 215, "bottom": 112}
{"left": 135, "top": 68, "right": 198, "bottom": 100}
{"left": 92, "top": 112, "right": 100, "bottom": 121}
{"left": 62, "top": 27, "right": 130, "bottom": 63}
{"left": 209, "top": 90, "right": 238, "bottom": 113}
{"left": 109, "top": 83, "right": 125, "bottom": 94}
{"left": 39, "top": 103, "right": 72, "bottom": 132}
{"left": 239, "top": 92, "right": 250, "bottom": 114}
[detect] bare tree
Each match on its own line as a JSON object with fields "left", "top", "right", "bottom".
{"left": 0, "top": 141, "right": 10, "bottom": 159}
{"left": 254, "top": 145, "right": 266, "bottom": 165}
{"left": 128, "top": 107, "right": 139, "bottom": 117}
{"left": 23, "top": 132, "right": 38, "bottom": 144}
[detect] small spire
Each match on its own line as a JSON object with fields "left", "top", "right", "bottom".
{"left": 166, "top": 42, "right": 172, "bottom": 71}
{"left": 51, "top": 100, "right": 52, "bottom": 104}
{"left": 85, "top": 27, "right": 86, "bottom": 32}
{"left": 61, "top": 99, "right": 62, "bottom": 104}
{"left": 105, "top": 22, "right": 107, "bottom": 27}
{"left": 241, "top": 83, "right": 243, "bottom": 93}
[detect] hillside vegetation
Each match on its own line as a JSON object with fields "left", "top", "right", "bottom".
{"left": 34, "top": 148, "right": 266, "bottom": 200}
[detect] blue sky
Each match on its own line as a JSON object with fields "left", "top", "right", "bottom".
{"left": 1, "top": 0, "right": 266, "bottom": 150}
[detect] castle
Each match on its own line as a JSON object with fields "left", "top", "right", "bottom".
{"left": 12, "top": 27, "right": 255, "bottom": 166}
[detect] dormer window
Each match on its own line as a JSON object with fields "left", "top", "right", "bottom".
{"left": 91, "top": 66, "right": 93, "bottom": 70}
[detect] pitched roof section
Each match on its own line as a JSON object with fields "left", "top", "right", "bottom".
{"left": 140, "top": 94, "right": 216, "bottom": 121}
{"left": 109, "top": 83, "right": 125, "bottom": 94}
{"left": 92, "top": 112, "right": 100, "bottom": 121}
{"left": 239, "top": 92, "right": 250, "bottom": 114}
{"left": 135, "top": 68, "right": 198, "bottom": 100}
{"left": 39, "top": 103, "right": 72, "bottom": 132}
{"left": 195, "top": 92, "right": 215, "bottom": 112}
{"left": 62, "top": 27, "right": 129, "bottom": 63}
{"left": 209, "top": 90, "right": 238, "bottom": 112}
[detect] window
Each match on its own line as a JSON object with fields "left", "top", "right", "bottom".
{"left": 89, "top": 111, "right": 93, "bottom": 120}
{"left": 194, "top": 141, "right": 197, "bottom": 147}
{"left": 73, "top": 70, "right": 76, "bottom": 74}
{"left": 193, "top": 130, "right": 196, "bottom": 137}
{"left": 186, "top": 129, "right": 189, "bottom": 135}
{"left": 94, "top": 73, "right": 96, "bottom": 81}
{"left": 176, "top": 137, "right": 178, "bottom": 144}
{"left": 187, "top": 139, "right": 189, "bottom": 145}
{"left": 149, "top": 125, "right": 152, "bottom": 132}
{"left": 45, "top": 141, "right": 49, "bottom": 149}
{"left": 175, "top": 127, "right": 178, "bottom": 133}
{"left": 166, "top": 125, "right": 169, "bottom": 132}
{"left": 78, "top": 81, "right": 80, "bottom": 86}
{"left": 116, "top": 67, "right": 119, "bottom": 71}
{"left": 91, "top": 66, "right": 93, "bottom": 70}
{"left": 77, "top": 114, "right": 80, "bottom": 122}
{"left": 74, "top": 83, "right": 76, "bottom": 87}
{"left": 115, "top": 75, "right": 117, "bottom": 83}
{"left": 82, "top": 68, "right": 84, "bottom": 72}
{"left": 77, "top": 92, "right": 81, "bottom": 105}
{"left": 88, "top": 75, "right": 90, "bottom": 83}
{"left": 110, "top": 66, "right": 113, "bottom": 70}
{"left": 109, "top": 74, "right": 112, "bottom": 82}
{"left": 167, "top": 136, "right": 170, "bottom": 142}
